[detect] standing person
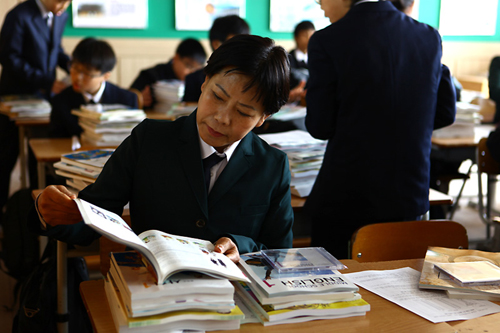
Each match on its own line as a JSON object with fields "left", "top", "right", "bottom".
{"left": 305, "top": 0, "right": 456, "bottom": 259}
{"left": 182, "top": 15, "right": 250, "bottom": 103}
{"left": 288, "top": 20, "right": 315, "bottom": 103}
{"left": 0, "top": 0, "right": 71, "bottom": 222}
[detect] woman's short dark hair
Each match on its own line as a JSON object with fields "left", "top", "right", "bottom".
{"left": 72, "top": 37, "right": 116, "bottom": 73}
{"left": 204, "top": 35, "right": 290, "bottom": 115}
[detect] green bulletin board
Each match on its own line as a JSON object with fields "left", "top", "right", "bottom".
{"left": 62, "top": 0, "right": 500, "bottom": 42}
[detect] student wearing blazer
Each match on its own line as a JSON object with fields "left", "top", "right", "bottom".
{"left": 305, "top": 0, "right": 456, "bottom": 259}
{"left": 0, "top": 0, "right": 71, "bottom": 222}
{"left": 30, "top": 35, "right": 294, "bottom": 259}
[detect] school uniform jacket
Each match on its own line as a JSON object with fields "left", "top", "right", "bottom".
{"left": 32, "top": 111, "right": 294, "bottom": 254}
{"left": 49, "top": 82, "right": 139, "bottom": 138}
{"left": 0, "top": 0, "right": 70, "bottom": 96}
{"left": 305, "top": 1, "right": 456, "bottom": 222}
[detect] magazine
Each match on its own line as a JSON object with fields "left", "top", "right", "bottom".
{"left": 418, "top": 246, "right": 500, "bottom": 297}
{"left": 238, "top": 252, "right": 358, "bottom": 305}
{"left": 74, "top": 199, "right": 250, "bottom": 285}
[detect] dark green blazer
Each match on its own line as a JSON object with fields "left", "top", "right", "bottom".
{"left": 34, "top": 111, "right": 294, "bottom": 253}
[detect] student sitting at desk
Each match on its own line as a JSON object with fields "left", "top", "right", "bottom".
{"left": 30, "top": 35, "right": 294, "bottom": 262}
{"left": 130, "top": 38, "right": 207, "bottom": 109}
{"left": 182, "top": 15, "right": 250, "bottom": 103}
{"left": 49, "top": 37, "right": 138, "bottom": 138}
{"left": 288, "top": 20, "right": 315, "bottom": 104}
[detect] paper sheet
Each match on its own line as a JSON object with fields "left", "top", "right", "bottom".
{"left": 345, "top": 267, "right": 500, "bottom": 323}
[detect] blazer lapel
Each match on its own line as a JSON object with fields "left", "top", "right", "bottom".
{"left": 208, "top": 134, "right": 254, "bottom": 208}
{"left": 176, "top": 111, "right": 209, "bottom": 217}
{"left": 32, "top": 11, "right": 51, "bottom": 44}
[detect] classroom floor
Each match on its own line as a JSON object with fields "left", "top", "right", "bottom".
{"left": 0, "top": 160, "right": 498, "bottom": 331}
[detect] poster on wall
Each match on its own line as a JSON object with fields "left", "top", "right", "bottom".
{"left": 72, "top": 0, "right": 148, "bottom": 29}
{"left": 175, "top": 0, "right": 246, "bottom": 31}
{"left": 439, "top": 0, "right": 498, "bottom": 36}
{"left": 269, "top": 0, "right": 330, "bottom": 33}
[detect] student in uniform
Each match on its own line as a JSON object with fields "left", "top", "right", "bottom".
{"left": 0, "top": 0, "right": 71, "bottom": 222}
{"left": 130, "top": 38, "right": 207, "bottom": 108}
{"left": 30, "top": 35, "right": 294, "bottom": 262}
{"left": 182, "top": 15, "right": 250, "bottom": 103}
{"left": 305, "top": 0, "right": 456, "bottom": 259}
{"left": 49, "top": 37, "right": 138, "bottom": 138}
{"left": 288, "top": 20, "right": 315, "bottom": 103}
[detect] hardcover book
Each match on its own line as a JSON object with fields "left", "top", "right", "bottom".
{"left": 75, "top": 199, "right": 249, "bottom": 285}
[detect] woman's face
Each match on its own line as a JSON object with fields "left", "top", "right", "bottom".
{"left": 321, "top": 0, "right": 351, "bottom": 23}
{"left": 196, "top": 69, "right": 270, "bottom": 153}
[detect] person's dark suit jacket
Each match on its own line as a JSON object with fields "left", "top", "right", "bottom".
{"left": 305, "top": 2, "right": 456, "bottom": 249}
{"left": 49, "top": 82, "right": 139, "bottom": 138}
{"left": 182, "top": 68, "right": 206, "bottom": 103}
{"left": 0, "top": 0, "right": 70, "bottom": 96}
{"left": 30, "top": 111, "right": 294, "bottom": 253}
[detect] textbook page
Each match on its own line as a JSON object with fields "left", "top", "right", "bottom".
{"left": 345, "top": 267, "right": 500, "bottom": 323}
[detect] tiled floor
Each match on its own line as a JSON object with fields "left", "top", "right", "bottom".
{"left": 0, "top": 160, "right": 498, "bottom": 331}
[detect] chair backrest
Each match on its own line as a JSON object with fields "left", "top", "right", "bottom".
{"left": 129, "top": 88, "right": 144, "bottom": 110}
{"left": 477, "top": 137, "right": 500, "bottom": 175}
{"left": 350, "top": 220, "right": 468, "bottom": 263}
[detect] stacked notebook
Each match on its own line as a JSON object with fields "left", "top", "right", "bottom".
{"left": 54, "top": 149, "right": 114, "bottom": 192}
{"left": 432, "top": 102, "right": 482, "bottom": 138}
{"left": 105, "top": 251, "right": 245, "bottom": 332}
{"left": 235, "top": 249, "right": 370, "bottom": 326}
{"left": 259, "top": 130, "right": 327, "bottom": 197}
{"left": 419, "top": 246, "right": 500, "bottom": 301}
{"left": 72, "top": 104, "right": 145, "bottom": 146}
{"left": 0, "top": 94, "right": 51, "bottom": 119}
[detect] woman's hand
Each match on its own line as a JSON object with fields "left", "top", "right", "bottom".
{"left": 37, "top": 185, "right": 82, "bottom": 227}
{"left": 214, "top": 237, "right": 240, "bottom": 263}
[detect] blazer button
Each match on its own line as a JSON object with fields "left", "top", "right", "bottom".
{"left": 196, "top": 219, "right": 206, "bottom": 228}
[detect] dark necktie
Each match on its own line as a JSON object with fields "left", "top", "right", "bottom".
{"left": 203, "top": 153, "right": 225, "bottom": 192}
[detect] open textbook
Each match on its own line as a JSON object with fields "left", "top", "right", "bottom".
{"left": 74, "top": 199, "right": 249, "bottom": 285}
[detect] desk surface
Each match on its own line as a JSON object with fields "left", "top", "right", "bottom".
{"left": 431, "top": 124, "right": 494, "bottom": 149}
{"left": 81, "top": 258, "right": 500, "bottom": 333}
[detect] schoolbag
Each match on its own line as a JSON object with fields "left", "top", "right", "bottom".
{"left": 0, "top": 189, "right": 40, "bottom": 281}
{"left": 12, "top": 239, "right": 92, "bottom": 333}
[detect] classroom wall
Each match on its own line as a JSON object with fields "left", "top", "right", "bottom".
{"left": 2, "top": 0, "right": 500, "bottom": 88}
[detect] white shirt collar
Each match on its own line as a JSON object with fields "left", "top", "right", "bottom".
{"left": 82, "top": 81, "right": 106, "bottom": 104}
{"left": 198, "top": 126, "right": 240, "bottom": 162}
{"left": 294, "top": 49, "right": 308, "bottom": 64}
{"left": 35, "top": 0, "right": 52, "bottom": 19}
{"left": 355, "top": 0, "right": 380, "bottom": 5}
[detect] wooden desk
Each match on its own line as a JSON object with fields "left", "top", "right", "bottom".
{"left": 81, "top": 258, "right": 500, "bottom": 333}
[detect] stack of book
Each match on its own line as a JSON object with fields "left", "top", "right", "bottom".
{"left": 74, "top": 199, "right": 250, "bottom": 331}
{"left": 152, "top": 80, "right": 184, "bottom": 113}
{"left": 419, "top": 246, "right": 500, "bottom": 301}
{"left": 0, "top": 94, "right": 51, "bottom": 119}
{"left": 53, "top": 149, "right": 114, "bottom": 192}
{"left": 259, "top": 130, "right": 327, "bottom": 197}
{"left": 72, "top": 104, "right": 146, "bottom": 146}
{"left": 432, "top": 102, "right": 482, "bottom": 138}
{"left": 235, "top": 249, "right": 370, "bottom": 326}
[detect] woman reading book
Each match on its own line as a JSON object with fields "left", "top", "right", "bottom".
{"left": 30, "top": 35, "right": 293, "bottom": 262}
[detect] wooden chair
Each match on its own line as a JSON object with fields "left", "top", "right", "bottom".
{"left": 129, "top": 88, "right": 144, "bottom": 110}
{"left": 477, "top": 137, "right": 500, "bottom": 239}
{"left": 350, "top": 220, "right": 468, "bottom": 262}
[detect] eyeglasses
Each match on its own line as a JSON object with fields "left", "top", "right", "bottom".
{"left": 69, "top": 61, "right": 104, "bottom": 79}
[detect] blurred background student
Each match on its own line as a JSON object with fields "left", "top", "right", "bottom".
{"left": 0, "top": 0, "right": 71, "bottom": 223}
{"left": 288, "top": 20, "right": 315, "bottom": 104}
{"left": 182, "top": 15, "right": 250, "bottom": 103}
{"left": 130, "top": 38, "right": 207, "bottom": 109}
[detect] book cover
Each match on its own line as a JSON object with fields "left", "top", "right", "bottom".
{"left": 74, "top": 198, "right": 250, "bottom": 285}
{"left": 238, "top": 252, "right": 358, "bottom": 304}
{"left": 434, "top": 261, "right": 500, "bottom": 285}
{"left": 54, "top": 161, "right": 100, "bottom": 179}
{"left": 60, "top": 149, "right": 114, "bottom": 171}
{"left": 419, "top": 246, "right": 500, "bottom": 297}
